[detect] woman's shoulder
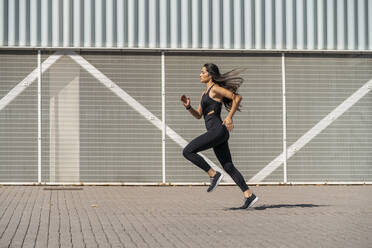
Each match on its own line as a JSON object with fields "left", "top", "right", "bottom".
{"left": 211, "top": 83, "right": 229, "bottom": 93}
{"left": 211, "top": 83, "right": 222, "bottom": 91}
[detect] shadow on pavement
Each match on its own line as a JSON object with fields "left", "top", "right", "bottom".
{"left": 225, "top": 204, "right": 325, "bottom": 211}
{"left": 253, "top": 204, "right": 324, "bottom": 210}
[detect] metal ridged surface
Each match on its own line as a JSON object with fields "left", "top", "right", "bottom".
{"left": 0, "top": 51, "right": 38, "bottom": 182}
{"left": 40, "top": 51, "right": 162, "bottom": 183}
{"left": 165, "top": 53, "right": 283, "bottom": 182}
{"left": 286, "top": 54, "right": 372, "bottom": 182}
{"left": 1, "top": 51, "right": 371, "bottom": 183}
{"left": 0, "top": 0, "right": 372, "bottom": 50}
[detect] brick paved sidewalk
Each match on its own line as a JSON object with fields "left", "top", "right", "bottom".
{"left": 0, "top": 185, "right": 371, "bottom": 248}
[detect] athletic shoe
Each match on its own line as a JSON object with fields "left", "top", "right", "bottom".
{"left": 207, "top": 171, "right": 224, "bottom": 192}
{"left": 241, "top": 194, "right": 258, "bottom": 209}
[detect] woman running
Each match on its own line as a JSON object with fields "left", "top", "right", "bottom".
{"left": 181, "top": 63, "right": 258, "bottom": 209}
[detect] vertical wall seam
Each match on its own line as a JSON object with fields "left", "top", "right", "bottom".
{"left": 281, "top": 52, "right": 287, "bottom": 183}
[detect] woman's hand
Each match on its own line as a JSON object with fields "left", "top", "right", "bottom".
{"left": 180, "top": 94, "right": 191, "bottom": 108}
{"left": 223, "top": 117, "right": 234, "bottom": 131}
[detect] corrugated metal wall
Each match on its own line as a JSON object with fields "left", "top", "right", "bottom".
{"left": 165, "top": 53, "right": 283, "bottom": 182}
{"left": 40, "top": 52, "right": 162, "bottom": 183}
{"left": 1, "top": 50, "right": 371, "bottom": 183}
{"left": 0, "top": 0, "right": 372, "bottom": 50}
{"left": 0, "top": 51, "right": 38, "bottom": 182}
{"left": 285, "top": 54, "right": 372, "bottom": 182}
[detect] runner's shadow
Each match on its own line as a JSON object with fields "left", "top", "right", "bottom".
{"left": 225, "top": 204, "right": 325, "bottom": 211}
{"left": 253, "top": 204, "right": 324, "bottom": 210}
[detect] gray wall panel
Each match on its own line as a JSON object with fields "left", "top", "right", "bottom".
{"left": 1, "top": 51, "right": 371, "bottom": 183}
{"left": 40, "top": 52, "right": 162, "bottom": 183}
{"left": 0, "top": 51, "right": 38, "bottom": 182}
{"left": 79, "top": 52, "right": 162, "bottom": 182}
{"left": 286, "top": 54, "right": 372, "bottom": 182}
{"left": 41, "top": 55, "right": 82, "bottom": 182}
{"left": 78, "top": 70, "right": 162, "bottom": 183}
{"left": 165, "top": 53, "right": 283, "bottom": 183}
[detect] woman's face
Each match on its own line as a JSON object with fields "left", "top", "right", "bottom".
{"left": 200, "top": 67, "right": 212, "bottom": 84}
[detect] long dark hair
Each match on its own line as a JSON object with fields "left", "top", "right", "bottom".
{"left": 203, "top": 63, "right": 244, "bottom": 112}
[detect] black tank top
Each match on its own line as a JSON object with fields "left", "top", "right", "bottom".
{"left": 201, "top": 84, "right": 223, "bottom": 130}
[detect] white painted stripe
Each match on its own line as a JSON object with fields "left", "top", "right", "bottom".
{"left": 0, "top": 51, "right": 63, "bottom": 112}
{"left": 250, "top": 79, "right": 372, "bottom": 182}
{"left": 68, "top": 52, "right": 234, "bottom": 183}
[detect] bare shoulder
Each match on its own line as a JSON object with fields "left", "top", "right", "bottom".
{"left": 212, "top": 84, "right": 231, "bottom": 96}
{"left": 211, "top": 84, "right": 225, "bottom": 94}
{"left": 213, "top": 83, "right": 222, "bottom": 90}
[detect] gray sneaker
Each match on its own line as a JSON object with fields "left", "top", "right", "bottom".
{"left": 241, "top": 194, "right": 258, "bottom": 209}
{"left": 207, "top": 171, "right": 224, "bottom": 192}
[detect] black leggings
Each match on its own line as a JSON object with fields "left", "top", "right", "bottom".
{"left": 183, "top": 125, "right": 249, "bottom": 192}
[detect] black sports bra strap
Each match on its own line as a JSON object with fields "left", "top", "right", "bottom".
{"left": 206, "top": 84, "right": 215, "bottom": 94}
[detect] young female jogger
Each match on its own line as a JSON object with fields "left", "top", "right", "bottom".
{"left": 180, "top": 63, "right": 258, "bottom": 209}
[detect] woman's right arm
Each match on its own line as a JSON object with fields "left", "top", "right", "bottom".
{"left": 187, "top": 104, "right": 202, "bottom": 119}
{"left": 181, "top": 94, "right": 202, "bottom": 119}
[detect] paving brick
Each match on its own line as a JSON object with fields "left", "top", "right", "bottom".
{"left": 9, "top": 187, "right": 38, "bottom": 248}
{"left": 71, "top": 191, "right": 98, "bottom": 248}
{"left": 34, "top": 190, "right": 51, "bottom": 248}
{"left": 0, "top": 185, "right": 371, "bottom": 248}
{"left": 22, "top": 188, "right": 44, "bottom": 248}
{"left": 0, "top": 187, "right": 30, "bottom": 247}
{"left": 58, "top": 191, "right": 73, "bottom": 248}
{"left": 47, "top": 191, "right": 60, "bottom": 248}
{"left": 64, "top": 191, "right": 85, "bottom": 248}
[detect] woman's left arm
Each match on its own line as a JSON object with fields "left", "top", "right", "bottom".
{"left": 212, "top": 86, "right": 242, "bottom": 131}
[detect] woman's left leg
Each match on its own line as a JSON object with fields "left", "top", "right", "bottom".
{"left": 213, "top": 141, "right": 259, "bottom": 208}
{"left": 213, "top": 141, "right": 251, "bottom": 195}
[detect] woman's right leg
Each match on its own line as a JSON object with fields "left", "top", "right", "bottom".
{"left": 183, "top": 130, "right": 226, "bottom": 192}
{"left": 182, "top": 131, "right": 219, "bottom": 173}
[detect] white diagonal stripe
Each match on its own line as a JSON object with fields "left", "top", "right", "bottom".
{"left": 0, "top": 51, "right": 63, "bottom": 112}
{"left": 68, "top": 51, "right": 233, "bottom": 183}
{"left": 250, "top": 79, "right": 372, "bottom": 182}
